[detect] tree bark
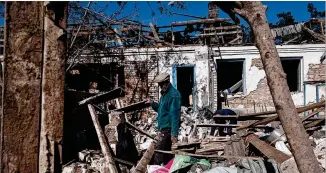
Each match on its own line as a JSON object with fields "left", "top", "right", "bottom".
{"left": 39, "top": 2, "right": 68, "bottom": 173}
{"left": 1, "top": 2, "right": 44, "bottom": 173}
{"left": 230, "top": 2, "right": 322, "bottom": 173}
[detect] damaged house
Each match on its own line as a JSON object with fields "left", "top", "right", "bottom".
{"left": 62, "top": 9, "right": 325, "bottom": 171}
{"left": 1, "top": 1, "right": 325, "bottom": 173}
{"left": 68, "top": 44, "right": 325, "bottom": 115}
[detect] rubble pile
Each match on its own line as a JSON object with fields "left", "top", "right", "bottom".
{"left": 62, "top": 124, "right": 326, "bottom": 173}
{"left": 132, "top": 106, "right": 216, "bottom": 148}
{"left": 62, "top": 91, "right": 326, "bottom": 173}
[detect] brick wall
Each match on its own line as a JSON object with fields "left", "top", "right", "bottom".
{"left": 251, "top": 58, "right": 264, "bottom": 70}
{"left": 307, "top": 63, "right": 326, "bottom": 81}
{"left": 228, "top": 77, "right": 274, "bottom": 112}
{"left": 227, "top": 58, "right": 274, "bottom": 113}
{"left": 227, "top": 58, "right": 326, "bottom": 114}
{"left": 121, "top": 59, "right": 159, "bottom": 116}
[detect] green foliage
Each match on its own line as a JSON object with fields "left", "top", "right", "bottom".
{"left": 0, "top": 2, "right": 4, "bottom": 18}
{"left": 307, "top": 3, "right": 325, "bottom": 18}
{"left": 276, "top": 12, "right": 297, "bottom": 27}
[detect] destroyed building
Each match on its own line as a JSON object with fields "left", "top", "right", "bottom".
{"left": 0, "top": 2, "right": 325, "bottom": 173}
{"left": 61, "top": 5, "right": 326, "bottom": 171}
{"left": 67, "top": 36, "right": 325, "bottom": 115}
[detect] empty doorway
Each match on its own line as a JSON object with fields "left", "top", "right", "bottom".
{"left": 172, "top": 65, "right": 196, "bottom": 109}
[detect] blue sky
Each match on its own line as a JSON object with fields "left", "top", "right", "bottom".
{"left": 0, "top": 1, "right": 324, "bottom": 27}
{"left": 83, "top": 1, "right": 325, "bottom": 32}
{"left": 119, "top": 1, "right": 325, "bottom": 26}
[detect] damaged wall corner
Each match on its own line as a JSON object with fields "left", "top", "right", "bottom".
{"left": 39, "top": 2, "right": 68, "bottom": 173}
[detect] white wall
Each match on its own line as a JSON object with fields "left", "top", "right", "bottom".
{"left": 215, "top": 44, "right": 325, "bottom": 107}
{"left": 122, "top": 46, "right": 211, "bottom": 109}
{"left": 118, "top": 44, "right": 324, "bottom": 110}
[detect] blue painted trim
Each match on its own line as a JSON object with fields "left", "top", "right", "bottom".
{"left": 303, "top": 81, "right": 325, "bottom": 117}
{"left": 316, "top": 83, "right": 325, "bottom": 117}
{"left": 216, "top": 59, "right": 244, "bottom": 62}
{"left": 172, "top": 64, "right": 177, "bottom": 88}
{"left": 304, "top": 82, "right": 306, "bottom": 116}
{"left": 243, "top": 59, "right": 247, "bottom": 94}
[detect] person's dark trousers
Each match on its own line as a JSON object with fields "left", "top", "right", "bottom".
{"left": 151, "top": 128, "right": 173, "bottom": 165}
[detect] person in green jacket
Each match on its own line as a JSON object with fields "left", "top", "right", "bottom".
{"left": 146, "top": 72, "right": 181, "bottom": 165}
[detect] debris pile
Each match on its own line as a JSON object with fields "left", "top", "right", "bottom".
{"left": 62, "top": 88, "right": 325, "bottom": 173}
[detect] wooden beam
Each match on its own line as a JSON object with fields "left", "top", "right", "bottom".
{"left": 88, "top": 104, "right": 118, "bottom": 173}
{"left": 132, "top": 141, "right": 156, "bottom": 173}
{"left": 303, "top": 26, "right": 325, "bottom": 43}
{"left": 114, "top": 28, "right": 123, "bottom": 46}
{"left": 239, "top": 101, "right": 325, "bottom": 118}
{"left": 204, "top": 25, "right": 241, "bottom": 30}
{"left": 304, "top": 119, "right": 325, "bottom": 129}
{"left": 92, "top": 103, "right": 156, "bottom": 140}
{"left": 213, "top": 115, "right": 238, "bottom": 119}
{"left": 229, "top": 36, "right": 242, "bottom": 44}
{"left": 283, "top": 35, "right": 300, "bottom": 45}
{"left": 301, "top": 107, "right": 325, "bottom": 122}
{"left": 78, "top": 87, "right": 125, "bottom": 106}
{"left": 213, "top": 114, "right": 325, "bottom": 121}
{"left": 1, "top": 2, "right": 44, "bottom": 172}
{"left": 126, "top": 121, "right": 155, "bottom": 140}
{"left": 197, "top": 30, "right": 242, "bottom": 37}
{"left": 143, "top": 35, "right": 173, "bottom": 46}
{"left": 237, "top": 106, "right": 325, "bottom": 130}
{"left": 246, "top": 134, "right": 291, "bottom": 164}
{"left": 237, "top": 116, "right": 278, "bottom": 130}
{"left": 171, "top": 18, "right": 231, "bottom": 26}
{"left": 149, "top": 23, "right": 162, "bottom": 46}
{"left": 155, "top": 150, "right": 262, "bottom": 160}
{"left": 196, "top": 124, "right": 273, "bottom": 129}
{"left": 171, "top": 12, "right": 205, "bottom": 19}
{"left": 39, "top": 2, "right": 67, "bottom": 173}
{"left": 111, "top": 101, "right": 150, "bottom": 113}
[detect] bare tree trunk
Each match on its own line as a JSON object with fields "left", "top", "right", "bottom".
{"left": 39, "top": 2, "right": 68, "bottom": 173}
{"left": 231, "top": 2, "right": 322, "bottom": 173}
{"left": 1, "top": 2, "right": 44, "bottom": 173}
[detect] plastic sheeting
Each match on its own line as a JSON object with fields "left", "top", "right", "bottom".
{"left": 203, "top": 166, "right": 237, "bottom": 173}
{"left": 275, "top": 141, "right": 292, "bottom": 156}
{"left": 169, "top": 155, "right": 211, "bottom": 173}
{"left": 147, "top": 165, "right": 169, "bottom": 173}
{"left": 236, "top": 158, "right": 267, "bottom": 173}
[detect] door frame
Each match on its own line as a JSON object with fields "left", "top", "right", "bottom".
{"left": 172, "top": 64, "right": 197, "bottom": 111}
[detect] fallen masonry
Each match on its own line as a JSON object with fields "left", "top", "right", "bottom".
{"left": 62, "top": 89, "right": 326, "bottom": 173}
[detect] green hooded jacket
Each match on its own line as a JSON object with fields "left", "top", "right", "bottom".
{"left": 151, "top": 84, "right": 181, "bottom": 136}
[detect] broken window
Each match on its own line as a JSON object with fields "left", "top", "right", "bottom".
{"left": 280, "top": 58, "right": 301, "bottom": 92}
{"left": 216, "top": 59, "right": 244, "bottom": 94}
{"left": 0, "top": 40, "right": 3, "bottom": 55}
